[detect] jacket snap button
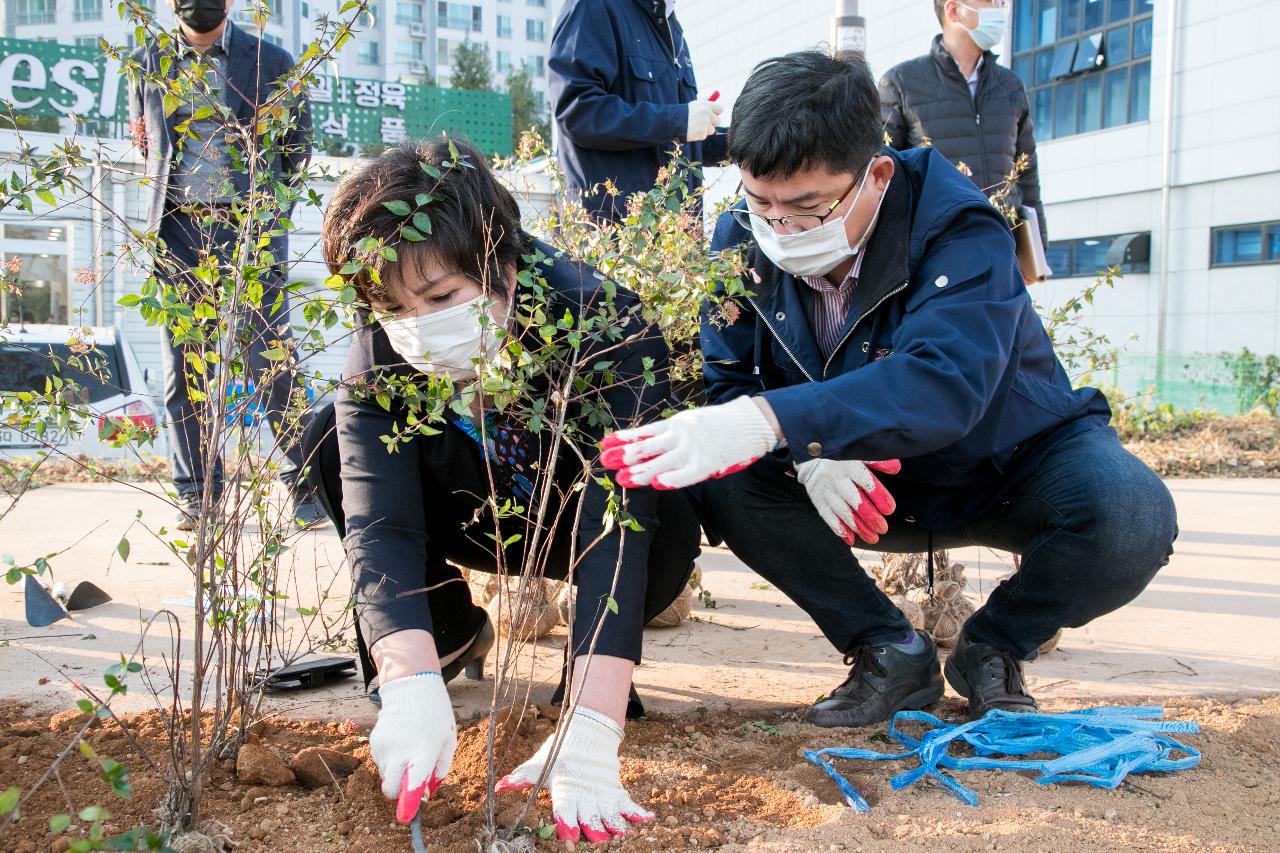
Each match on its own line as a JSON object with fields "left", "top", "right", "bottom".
{"left": 775, "top": 312, "right": 785, "bottom": 321}
{"left": 904, "top": 516, "right": 916, "bottom": 523}
{"left": 935, "top": 275, "right": 949, "bottom": 288}
{"left": 861, "top": 341, "right": 870, "bottom": 353}
{"left": 648, "top": 71, "right": 653, "bottom": 78}
{"left": 806, "top": 441, "right": 822, "bottom": 457}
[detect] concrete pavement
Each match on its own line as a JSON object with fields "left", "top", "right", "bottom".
{"left": 1, "top": 478, "right": 1277, "bottom": 724}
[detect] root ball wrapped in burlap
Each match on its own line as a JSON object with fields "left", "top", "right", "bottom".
{"left": 467, "top": 572, "right": 563, "bottom": 639}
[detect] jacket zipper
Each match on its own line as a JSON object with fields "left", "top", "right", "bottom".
{"left": 821, "top": 280, "right": 910, "bottom": 379}
{"left": 745, "top": 294, "right": 818, "bottom": 383}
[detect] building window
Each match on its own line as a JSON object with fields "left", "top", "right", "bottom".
{"left": 1211, "top": 222, "right": 1280, "bottom": 268}
{"left": 437, "top": 38, "right": 455, "bottom": 64}
{"left": 1013, "top": 0, "right": 1154, "bottom": 141}
{"left": 396, "top": 1, "right": 423, "bottom": 25}
{"left": 301, "top": 1, "right": 309, "bottom": 18}
{"left": 525, "top": 54, "right": 544, "bottom": 78}
{"left": 497, "top": 14, "right": 512, "bottom": 38}
{"left": 396, "top": 39, "right": 424, "bottom": 62}
{"left": 496, "top": 50, "right": 512, "bottom": 73}
{"left": 525, "top": 18, "right": 544, "bottom": 42}
{"left": 14, "top": 0, "right": 56, "bottom": 25}
{"left": 437, "top": 1, "right": 480, "bottom": 31}
{"left": 357, "top": 40, "right": 380, "bottom": 64}
{"left": 74, "top": 35, "right": 100, "bottom": 49}
{"left": 525, "top": 0, "right": 544, "bottom": 6}
{"left": 1046, "top": 232, "right": 1151, "bottom": 277}
{"left": 73, "top": 0, "right": 102, "bottom": 22}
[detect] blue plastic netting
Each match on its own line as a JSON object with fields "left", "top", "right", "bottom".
{"left": 804, "top": 706, "right": 1200, "bottom": 812}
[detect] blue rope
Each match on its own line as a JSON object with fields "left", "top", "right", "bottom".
{"left": 804, "top": 706, "right": 1200, "bottom": 813}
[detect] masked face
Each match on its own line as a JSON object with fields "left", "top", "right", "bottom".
{"left": 959, "top": 2, "right": 1009, "bottom": 52}
{"left": 744, "top": 158, "right": 888, "bottom": 278}
{"left": 174, "top": 0, "right": 228, "bottom": 34}
{"left": 371, "top": 255, "right": 511, "bottom": 381}
{"left": 379, "top": 296, "right": 503, "bottom": 381}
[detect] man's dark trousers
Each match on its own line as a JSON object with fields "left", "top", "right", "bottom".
{"left": 158, "top": 209, "right": 310, "bottom": 499}
{"left": 693, "top": 426, "right": 1178, "bottom": 659}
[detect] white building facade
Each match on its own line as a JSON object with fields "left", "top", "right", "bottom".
{"left": 681, "top": 0, "right": 1280, "bottom": 407}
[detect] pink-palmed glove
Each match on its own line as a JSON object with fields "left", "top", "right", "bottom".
{"left": 368, "top": 672, "right": 456, "bottom": 824}
{"left": 795, "top": 458, "right": 902, "bottom": 545}
{"left": 600, "top": 396, "right": 777, "bottom": 490}
{"left": 495, "top": 707, "right": 653, "bottom": 843}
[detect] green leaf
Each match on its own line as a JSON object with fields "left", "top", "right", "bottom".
{"left": 36, "top": 188, "right": 57, "bottom": 206}
{"left": 78, "top": 805, "right": 109, "bottom": 822}
{"left": 381, "top": 199, "right": 411, "bottom": 216}
{"left": 0, "top": 786, "right": 19, "bottom": 816}
{"left": 399, "top": 225, "right": 424, "bottom": 242}
{"left": 116, "top": 537, "right": 130, "bottom": 563}
{"left": 162, "top": 92, "right": 181, "bottom": 118}
{"left": 50, "top": 814, "right": 72, "bottom": 834}
{"left": 78, "top": 741, "right": 98, "bottom": 760}
{"left": 412, "top": 212, "right": 432, "bottom": 234}
{"left": 77, "top": 699, "right": 96, "bottom": 713}
{"left": 261, "top": 348, "right": 288, "bottom": 361}
{"left": 536, "top": 822, "right": 554, "bottom": 840}
{"left": 381, "top": 246, "right": 398, "bottom": 262}
{"left": 606, "top": 596, "right": 619, "bottom": 615}
{"left": 374, "top": 392, "right": 391, "bottom": 412}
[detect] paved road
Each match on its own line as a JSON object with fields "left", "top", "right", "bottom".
{"left": 1, "top": 478, "right": 1276, "bottom": 722}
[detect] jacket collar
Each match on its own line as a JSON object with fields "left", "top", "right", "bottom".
{"left": 929, "top": 34, "right": 993, "bottom": 84}
{"left": 745, "top": 148, "right": 915, "bottom": 375}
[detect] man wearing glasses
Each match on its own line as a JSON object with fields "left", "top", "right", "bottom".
{"left": 600, "top": 51, "right": 1177, "bottom": 727}
{"left": 880, "top": 1, "right": 1049, "bottom": 255}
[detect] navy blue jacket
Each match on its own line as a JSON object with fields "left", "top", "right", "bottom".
{"left": 704, "top": 147, "right": 1111, "bottom": 530}
{"left": 549, "top": 0, "right": 728, "bottom": 222}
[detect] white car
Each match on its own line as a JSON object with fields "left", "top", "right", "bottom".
{"left": 0, "top": 323, "right": 165, "bottom": 461}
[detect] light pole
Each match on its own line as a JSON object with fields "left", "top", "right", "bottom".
{"left": 831, "top": 0, "right": 867, "bottom": 58}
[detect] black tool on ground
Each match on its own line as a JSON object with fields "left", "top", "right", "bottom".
{"left": 258, "top": 656, "right": 357, "bottom": 692}
{"left": 23, "top": 575, "right": 114, "bottom": 627}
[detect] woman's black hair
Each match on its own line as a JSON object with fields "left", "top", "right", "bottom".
{"left": 322, "top": 136, "right": 527, "bottom": 303}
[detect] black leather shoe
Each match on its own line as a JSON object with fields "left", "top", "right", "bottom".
{"left": 944, "top": 632, "right": 1039, "bottom": 720}
{"left": 804, "top": 632, "right": 944, "bottom": 728}
{"left": 441, "top": 615, "right": 495, "bottom": 682}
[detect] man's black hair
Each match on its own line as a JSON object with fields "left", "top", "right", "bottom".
{"left": 934, "top": 0, "right": 949, "bottom": 26}
{"left": 727, "top": 51, "right": 883, "bottom": 180}
{"left": 322, "top": 137, "right": 526, "bottom": 304}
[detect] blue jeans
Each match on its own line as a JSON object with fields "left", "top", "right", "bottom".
{"left": 692, "top": 425, "right": 1178, "bottom": 660}
{"left": 157, "top": 210, "right": 309, "bottom": 498}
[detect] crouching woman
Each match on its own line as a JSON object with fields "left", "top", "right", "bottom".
{"left": 302, "top": 138, "right": 701, "bottom": 842}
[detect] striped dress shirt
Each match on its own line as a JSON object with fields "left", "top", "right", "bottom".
{"left": 800, "top": 249, "right": 869, "bottom": 360}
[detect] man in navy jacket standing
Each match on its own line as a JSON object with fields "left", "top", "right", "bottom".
{"left": 602, "top": 52, "right": 1178, "bottom": 727}
{"left": 549, "top": 0, "right": 728, "bottom": 222}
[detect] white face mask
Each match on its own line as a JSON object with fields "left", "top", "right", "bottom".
{"left": 960, "top": 4, "right": 1008, "bottom": 52}
{"left": 379, "top": 295, "right": 502, "bottom": 382}
{"left": 749, "top": 160, "right": 885, "bottom": 278}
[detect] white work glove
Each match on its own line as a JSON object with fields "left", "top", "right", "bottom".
{"left": 368, "top": 673, "right": 456, "bottom": 824}
{"left": 494, "top": 706, "right": 653, "bottom": 843}
{"left": 796, "top": 458, "right": 901, "bottom": 545}
{"left": 600, "top": 396, "right": 777, "bottom": 490}
{"left": 685, "top": 98, "right": 725, "bottom": 142}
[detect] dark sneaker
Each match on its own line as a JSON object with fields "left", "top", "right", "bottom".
{"left": 944, "top": 632, "right": 1040, "bottom": 720}
{"left": 291, "top": 489, "right": 330, "bottom": 530}
{"left": 174, "top": 494, "right": 205, "bottom": 531}
{"left": 804, "top": 632, "right": 945, "bottom": 728}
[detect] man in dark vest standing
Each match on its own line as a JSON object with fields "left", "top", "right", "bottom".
{"left": 128, "top": 0, "right": 326, "bottom": 529}
{"left": 880, "top": 1, "right": 1048, "bottom": 249}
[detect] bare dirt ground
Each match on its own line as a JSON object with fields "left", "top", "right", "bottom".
{"left": 1, "top": 695, "right": 1277, "bottom": 853}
